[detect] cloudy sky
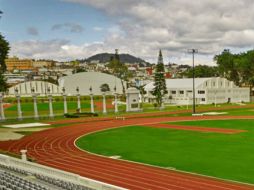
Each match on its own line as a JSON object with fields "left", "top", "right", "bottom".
{"left": 1, "top": 0, "right": 254, "bottom": 65}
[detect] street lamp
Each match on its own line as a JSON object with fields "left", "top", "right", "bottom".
{"left": 188, "top": 49, "right": 198, "bottom": 114}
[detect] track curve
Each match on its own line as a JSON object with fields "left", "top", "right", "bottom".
{"left": 1, "top": 115, "right": 254, "bottom": 190}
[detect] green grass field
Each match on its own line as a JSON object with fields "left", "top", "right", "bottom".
{"left": 2, "top": 100, "right": 254, "bottom": 125}
{"left": 4, "top": 101, "right": 92, "bottom": 117}
{"left": 76, "top": 119, "right": 254, "bottom": 184}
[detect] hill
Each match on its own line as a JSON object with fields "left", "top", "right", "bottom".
{"left": 84, "top": 53, "right": 149, "bottom": 65}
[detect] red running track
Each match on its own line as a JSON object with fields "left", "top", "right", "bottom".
{"left": 1, "top": 115, "right": 254, "bottom": 190}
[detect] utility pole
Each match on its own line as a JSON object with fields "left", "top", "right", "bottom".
{"left": 188, "top": 49, "right": 198, "bottom": 114}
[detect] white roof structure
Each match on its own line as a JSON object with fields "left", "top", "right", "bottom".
{"left": 144, "top": 78, "right": 235, "bottom": 90}
{"left": 58, "top": 72, "right": 125, "bottom": 95}
{"left": 8, "top": 81, "right": 61, "bottom": 96}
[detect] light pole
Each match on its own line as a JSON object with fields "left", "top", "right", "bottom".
{"left": 188, "top": 49, "right": 198, "bottom": 114}
{"left": 15, "top": 87, "right": 23, "bottom": 120}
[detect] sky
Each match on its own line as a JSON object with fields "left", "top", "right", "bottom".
{"left": 1, "top": 0, "right": 254, "bottom": 65}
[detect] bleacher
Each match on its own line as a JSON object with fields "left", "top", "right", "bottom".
{"left": 0, "top": 164, "right": 94, "bottom": 190}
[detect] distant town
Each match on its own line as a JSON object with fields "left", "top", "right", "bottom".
{"left": 4, "top": 52, "right": 197, "bottom": 88}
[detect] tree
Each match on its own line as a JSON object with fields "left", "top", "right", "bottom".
{"left": 107, "top": 49, "right": 128, "bottom": 94}
{"left": 214, "top": 49, "right": 254, "bottom": 95}
{"left": 152, "top": 50, "right": 167, "bottom": 107}
{"left": 100, "top": 83, "right": 110, "bottom": 92}
{"left": 237, "top": 50, "right": 254, "bottom": 94}
{"left": 0, "top": 74, "right": 7, "bottom": 92}
{"left": 72, "top": 67, "right": 86, "bottom": 74}
{"left": 214, "top": 49, "right": 240, "bottom": 86}
{"left": 0, "top": 33, "right": 9, "bottom": 93}
{"left": 182, "top": 65, "right": 219, "bottom": 78}
{"left": 0, "top": 33, "right": 10, "bottom": 73}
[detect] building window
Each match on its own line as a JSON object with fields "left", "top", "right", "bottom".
{"left": 171, "top": 91, "right": 176, "bottom": 94}
{"left": 179, "top": 91, "right": 184, "bottom": 94}
{"left": 213, "top": 82, "right": 215, "bottom": 86}
{"left": 201, "top": 98, "right": 205, "bottom": 101}
{"left": 206, "top": 82, "right": 208, "bottom": 86}
{"left": 198, "top": 90, "right": 205, "bottom": 94}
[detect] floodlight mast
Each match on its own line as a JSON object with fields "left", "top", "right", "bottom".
{"left": 188, "top": 49, "right": 198, "bottom": 114}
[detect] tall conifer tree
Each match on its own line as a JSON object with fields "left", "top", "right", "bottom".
{"left": 152, "top": 50, "right": 167, "bottom": 107}
{"left": 0, "top": 12, "right": 9, "bottom": 92}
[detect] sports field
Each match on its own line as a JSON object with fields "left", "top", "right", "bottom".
{"left": 76, "top": 119, "right": 254, "bottom": 184}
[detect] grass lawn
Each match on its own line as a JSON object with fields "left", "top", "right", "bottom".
{"left": 76, "top": 119, "right": 254, "bottom": 184}
{"left": 5, "top": 101, "right": 91, "bottom": 117}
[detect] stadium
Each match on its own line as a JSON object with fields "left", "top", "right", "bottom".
{"left": 1, "top": 99, "right": 254, "bottom": 189}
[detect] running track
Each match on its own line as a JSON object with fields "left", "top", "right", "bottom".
{"left": 1, "top": 115, "right": 254, "bottom": 190}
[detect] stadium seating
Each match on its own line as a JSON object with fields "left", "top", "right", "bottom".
{"left": 0, "top": 164, "right": 94, "bottom": 190}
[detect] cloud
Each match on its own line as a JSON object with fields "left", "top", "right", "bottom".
{"left": 27, "top": 27, "right": 39, "bottom": 36}
{"left": 58, "top": 0, "right": 254, "bottom": 64}
{"left": 51, "top": 23, "right": 84, "bottom": 33}
{"left": 9, "top": 39, "right": 111, "bottom": 61}
{"left": 11, "top": 0, "right": 254, "bottom": 64}
{"left": 93, "top": 27, "right": 103, "bottom": 31}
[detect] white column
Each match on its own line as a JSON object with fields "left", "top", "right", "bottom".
{"left": 33, "top": 94, "right": 39, "bottom": 120}
{"left": 160, "top": 96, "right": 165, "bottom": 110}
{"left": 16, "top": 95, "right": 23, "bottom": 120}
{"left": 215, "top": 90, "right": 217, "bottom": 107}
{"left": 114, "top": 93, "right": 118, "bottom": 113}
{"left": 48, "top": 94, "right": 54, "bottom": 118}
{"left": 77, "top": 94, "right": 81, "bottom": 113}
{"left": 102, "top": 93, "right": 107, "bottom": 114}
{"left": 20, "top": 150, "right": 27, "bottom": 161}
{"left": 126, "top": 93, "right": 129, "bottom": 112}
{"left": 63, "top": 94, "right": 68, "bottom": 114}
{"left": 90, "top": 94, "right": 94, "bottom": 113}
{"left": 0, "top": 93, "right": 5, "bottom": 121}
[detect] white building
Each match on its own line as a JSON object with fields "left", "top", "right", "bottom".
{"left": 58, "top": 72, "right": 125, "bottom": 95}
{"left": 144, "top": 77, "right": 250, "bottom": 105}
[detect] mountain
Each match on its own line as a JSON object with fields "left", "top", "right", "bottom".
{"left": 84, "top": 53, "right": 150, "bottom": 65}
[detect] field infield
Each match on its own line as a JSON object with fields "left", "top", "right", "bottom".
{"left": 144, "top": 123, "right": 247, "bottom": 134}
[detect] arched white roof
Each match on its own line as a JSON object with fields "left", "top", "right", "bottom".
{"left": 8, "top": 81, "right": 60, "bottom": 96}
{"left": 58, "top": 72, "right": 125, "bottom": 95}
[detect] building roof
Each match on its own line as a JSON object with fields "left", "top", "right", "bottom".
{"left": 58, "top": 72, "right": 125, "bottom": 95}
{"left": 145, "top": 78, "right": 213, "bottom": 90}
{"left": 8, "top": 81, "right": 60, "bottom": 96}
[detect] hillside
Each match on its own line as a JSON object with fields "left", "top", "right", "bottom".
{"left": 84, "top": 53, "right": 149, "bottom": 65}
